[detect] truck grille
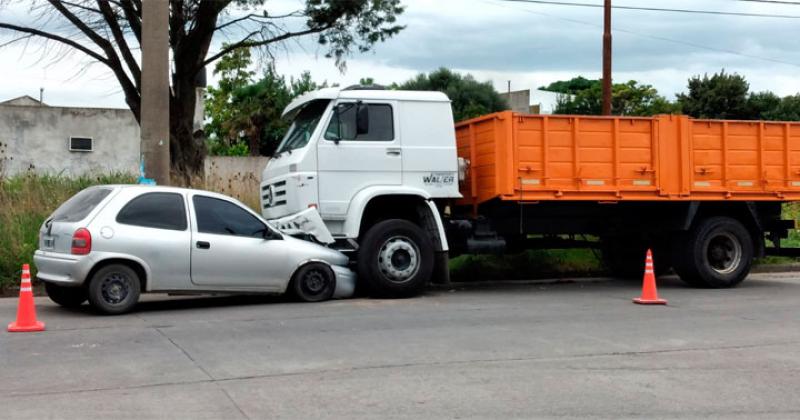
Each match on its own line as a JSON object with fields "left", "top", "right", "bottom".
{"left": 262, "top": 180, "right": 287, "bottom": 209}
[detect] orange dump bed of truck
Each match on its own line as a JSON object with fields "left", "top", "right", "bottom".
{"left": 456, "top": 111, "right": 800, "bottom": 205}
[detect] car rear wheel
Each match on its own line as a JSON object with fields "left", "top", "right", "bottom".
{"left": 45, "top": 282, "right": 87, "bottom": 308}
{"left": 292, "top": 263, "right": 336, "bottom": 302}
{"left": 357, "top": 219, "right": 433, "bottom": 298}
{"left": 87, "top": 264, "right": 141, "bottom": 315}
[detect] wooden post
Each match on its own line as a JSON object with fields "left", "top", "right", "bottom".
{"left": 601, "top": 0, "right": 612, "bottom": 115}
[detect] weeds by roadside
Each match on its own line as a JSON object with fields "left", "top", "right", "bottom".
{"left": 0, "top": 173, "right": 136, "bottom": 292}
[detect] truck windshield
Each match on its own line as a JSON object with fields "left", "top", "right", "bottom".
{"left": 275, "top": 99, "right": 330, "bottom": 155}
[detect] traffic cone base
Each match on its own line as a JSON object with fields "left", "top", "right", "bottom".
{"left": 8, "top": 320, "right": 45, "bottom": 333}
{"left": 633, "top": 296, "right": 667, "bottom": 305}
{"left": 633, "top": 249, "right": 667, "bottom": 306}
{"left": 7, "top": 263, "right": 45, "bottom": 333}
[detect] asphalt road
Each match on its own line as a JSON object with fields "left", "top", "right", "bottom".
{"left": 2, "top": 273, "right": 800, "bottom": 419}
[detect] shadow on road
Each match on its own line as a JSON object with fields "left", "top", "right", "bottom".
{"left": 31, "top": 274, "right": 798, "bottom": 316}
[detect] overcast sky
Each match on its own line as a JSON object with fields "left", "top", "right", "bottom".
{"left": 1, "top": 0, "right": 799, "bottom": 108}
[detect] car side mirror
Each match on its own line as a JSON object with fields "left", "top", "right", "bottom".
{"left": 356, "top": 102, "right": 369, "bottom": 135}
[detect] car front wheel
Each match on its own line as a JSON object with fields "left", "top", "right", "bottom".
{"left": 292, "top": 262, "right": 336, "bottom": 302}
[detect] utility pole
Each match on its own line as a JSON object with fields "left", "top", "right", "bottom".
{"left": 601, "top": 0, "right": 612, "bottom": 115}
{"left": 140, "top": 0, "right": 171, "bottom": 185}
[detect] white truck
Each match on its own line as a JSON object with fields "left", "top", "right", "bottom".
{"left": 261, "top": 86, "right": 461, "bottom": 297}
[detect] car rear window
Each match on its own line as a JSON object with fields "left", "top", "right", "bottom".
{"left": 51, "top": 188, "right": 112, "bottom": 222}
{"left": 116, "top": 192, "right": 187, "bottom": 231}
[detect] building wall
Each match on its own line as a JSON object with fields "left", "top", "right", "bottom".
{"left": 0, "top": 104, "right": 140, "bottom": 177}
{"left": 500, "top": 90, "right": 531, "bottom": 114}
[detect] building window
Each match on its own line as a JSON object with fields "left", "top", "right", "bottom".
{"left": 69, "top": 136, "right": 93, "bottom": 152}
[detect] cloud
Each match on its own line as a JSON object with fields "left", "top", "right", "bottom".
{"left": 2, "top": 0, "right": 799, "bottom": 108}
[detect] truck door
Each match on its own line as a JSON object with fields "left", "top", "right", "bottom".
{"left": 316, "top": 101, "right": 401, "bottom": 217}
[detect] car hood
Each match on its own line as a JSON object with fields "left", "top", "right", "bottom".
{"left": 281, "top": 235, "right": 349, "bottom": 266}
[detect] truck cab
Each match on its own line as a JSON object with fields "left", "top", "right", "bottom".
{"left": 261, "top": 87, "right": 462, "bottom": 296}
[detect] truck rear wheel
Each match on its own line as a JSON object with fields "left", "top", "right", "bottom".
{"left": 357, "top": 219, "right": 434, "bottom": 298}
{"left": 673, "top": 217, "right": 753, "bottom": 288}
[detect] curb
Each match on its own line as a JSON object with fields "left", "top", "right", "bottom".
{"left": 751, "top": 264, "right": 800, "bottom": 273}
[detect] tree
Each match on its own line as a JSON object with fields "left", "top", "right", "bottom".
{"left": 204, "top": 46, "right": 255, "bottom": 156}
{"left": 746, "top": 91, "right": 781, "bottom": 120}
{"left": 0, "top": 0, "right": 405, "bottom": 180}
{"left": 763, "top": 94, "right": 800, "bottom": 121}
{"left": 540, "top": 76, "right": 597, "bottom": 95}
{"left": 393, "top": 68, "right": 507, "bottom": 122}
{"left": 205, "top": 47, "right": 326, "bottom": 157}
{"left": 677, "top": 70, "right": 750, "bottom": 119}
{"left": 548, "top": 77, "right": 678, "bottom": 116}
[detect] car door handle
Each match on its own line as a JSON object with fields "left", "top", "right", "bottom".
{"left": 386, "top": 148, "right": 401, "bottom": 156}
{"left": 196, "top": 241, "right": 210, "bottom": 249}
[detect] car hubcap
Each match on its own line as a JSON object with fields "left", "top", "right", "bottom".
{"left": 378, "top": 236, "right": 420, "bottom": 283}
{"left": 303, "top": 269, "right": 327, "bottom": 295}
{"left": 707, "top": 232, "right": 742, "bottom": 275}
{"left": 101, "top": 273, "right": 130, "bottom": 305}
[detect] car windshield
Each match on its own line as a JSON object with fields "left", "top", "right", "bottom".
{"left": 274, "top": 99, "right": 330, "bottom": 155}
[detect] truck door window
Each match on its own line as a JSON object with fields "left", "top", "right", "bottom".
{"left": 193, "top": 195, "right": 269, "bottom": 238}
{"left": 325, "top": 103, "right": 394, "bottom": 141}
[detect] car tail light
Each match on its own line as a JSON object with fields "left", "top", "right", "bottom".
{"left": 71, "top": 228, "right": 92, "bottom": 255}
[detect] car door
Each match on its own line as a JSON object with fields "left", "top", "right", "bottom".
{"left": 112, "top": 191, "right": 192, "bottom": 290}
{"left": 316, "top": 101, "right": 401, "bottom": 217}
{"left": 189, "top": 194, "right": 289, "bottom": 290}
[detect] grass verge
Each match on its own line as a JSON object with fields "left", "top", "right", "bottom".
{"left": 0, "top": 173, "right": 136, "bottom": 292}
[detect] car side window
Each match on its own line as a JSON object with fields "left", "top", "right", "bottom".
{"left": 116, "top": 192, "right": 187, "bottom": 231}
{"left": 324, "top": 103, "right": 394, "bottom": 141}
{"left": 193, "top": 195, "right": 268, "bottom": 238}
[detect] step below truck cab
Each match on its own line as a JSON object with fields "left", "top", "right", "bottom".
{"left": 261, "top": 87, "right": 462, "bottom": 296}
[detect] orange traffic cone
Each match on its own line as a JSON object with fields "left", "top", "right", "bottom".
{"left": 7, "top": 264, "right": 45, "bottom": 332}
{"left": 633, "top": 249, "right": 667, "bottom": 305}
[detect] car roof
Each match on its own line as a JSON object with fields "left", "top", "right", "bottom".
{"left": 99, "top": 184, "right": 237, "bottom": 201}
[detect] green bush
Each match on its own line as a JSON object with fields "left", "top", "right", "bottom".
{"left": 0, "top": 173, "right": 136, "bottom": 291}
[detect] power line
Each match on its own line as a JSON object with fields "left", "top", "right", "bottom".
{"left": 485, "top": 0, "right": 800, "bottom": 68}
{"left": 497, "top": 0, "right": 800, "bottom": 18}
{"left": 734, "top": 0, "right": 800, "bottom": 5}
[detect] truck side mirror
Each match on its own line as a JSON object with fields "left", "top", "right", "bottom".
{"left": 356, "top": 102, "right": 370, "bottom": 135}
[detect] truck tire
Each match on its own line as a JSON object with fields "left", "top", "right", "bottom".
{"left": 357, "top": 219, "right": 434, "bottom": 298}
{"left": 87, "top": 264, "right": 141, "bottom": 315}
{"left": 673, "top": 217, "right": 753, "bottom": 288}
{"left": 45, "top": 282, "right": 87, "bottom": 308}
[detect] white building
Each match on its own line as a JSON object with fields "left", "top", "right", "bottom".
{"left": 0, "top": 96, "right": 140, "bottom": 177}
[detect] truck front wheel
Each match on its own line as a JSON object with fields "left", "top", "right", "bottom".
{"left": 358, "top": 219, "right": 434, "bottom": 298}
{"left": 673, "top": 217, "right": 754, "bottom": 288}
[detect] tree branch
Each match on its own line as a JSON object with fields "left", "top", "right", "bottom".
{"left": 214, "top": 11, "right": 303, "bottom": 31}
{"left": 201, "top": 25, "right": 332, "bottom": 68}
{"left": 97, "top": 0, "right": 140, "bottom": 87}
{"left": 118, "top": 0, "right": 141, "bottom": 43}
{"left": 0, "top": 22, "right": 108, "bottom": 63}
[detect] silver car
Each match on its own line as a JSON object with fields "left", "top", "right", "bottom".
{"left": 34, "top": 185, "right": 355, "bottom": 314}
